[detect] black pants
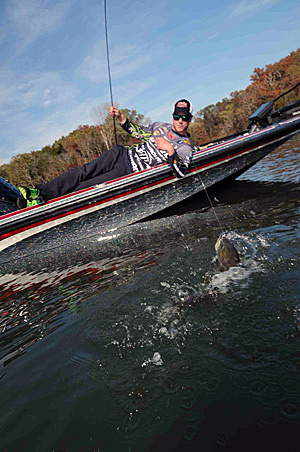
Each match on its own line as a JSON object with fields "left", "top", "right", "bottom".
{"left": 39, "top": 145, "right": 132, "bottom": 201}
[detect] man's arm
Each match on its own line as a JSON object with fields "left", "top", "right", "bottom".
{"left": 153, "top": 137, "right": 175, "bottom": 156}
{"left": 110, "top": 106, "right": 126, "bottom": 125}
{"left": 154, "top": 136, "right": 191, "bottom": 178}
{"left": 110, "top": 105, "right": 156, "bottom": 141}
{"left": 110, "top": 106, "right": 191, "bottom": 177}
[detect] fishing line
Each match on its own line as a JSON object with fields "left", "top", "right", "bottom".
{"left": 104, "top": 0, "right": 118, "bottom": 146}
{"left": 191, "top": 155, "right": 225, "bottom": 232}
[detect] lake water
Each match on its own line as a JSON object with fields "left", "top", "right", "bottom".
{"left": 0, "top": 136, "right": 300, "bottom": 451}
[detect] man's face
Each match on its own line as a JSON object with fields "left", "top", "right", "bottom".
{"left": 172, "top": 114, "right": 192, "bottom": 135}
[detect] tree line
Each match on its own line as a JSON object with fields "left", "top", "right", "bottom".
{"left": 189, "top": 48, "right": 300, "bottom": 143}
{"left": 1, "top": 48, "right": 299, "bottom": 186}
{"left": 0, "top": 106, "right": 147, "bottom": 186}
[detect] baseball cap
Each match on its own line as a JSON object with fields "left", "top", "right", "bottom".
{"left": 173, "top": 99, "right": 193, "bottom": 116}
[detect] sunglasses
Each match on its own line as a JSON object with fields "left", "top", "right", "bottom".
{"left": 173, "top": 114, "right": 191, "bottom": 122}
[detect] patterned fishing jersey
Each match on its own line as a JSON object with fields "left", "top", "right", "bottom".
{"left": 121, "top": 119, "right": 192, "bottom": 178}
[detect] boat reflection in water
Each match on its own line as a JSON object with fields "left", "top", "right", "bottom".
{"left": 0, "top": 243, "right": 165, "bottom": 368}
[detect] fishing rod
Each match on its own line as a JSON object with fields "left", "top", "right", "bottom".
{"left": 103, "top": 0, "right": 223, "bottom": 232}
{"left": 104, "top": 0, "right": 118, "bottom": 146}
{"left": 273, "top": 80, "right": 300, "bottom": 103}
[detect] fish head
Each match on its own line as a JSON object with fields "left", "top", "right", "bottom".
{"left": 215, "top": 235, "right": 240, "bottom": 271}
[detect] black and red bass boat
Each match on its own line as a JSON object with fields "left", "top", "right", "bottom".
{"left": 1, "top": 85, "right": 300, "bottom": 263}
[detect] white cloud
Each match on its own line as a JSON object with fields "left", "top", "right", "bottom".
{"left": 0, "top": 102, "right": 97, "bottom": 164}
{"left": 0, "top": 70, "right": 79, "bottom": 111}
{"left": 112, "top": 79, "right": 154, "bottom": 105}
{"left": 0, "top": 69, "right": 82, "bottom": 163}
{"left": 229, "top": 0, "right": 277, "bottom": 17}
{"left": 78, "top": 41, "right": 151, "bottom": 83}
{"left": 145, "top": 102, "right": 173, "bottom": 123}
{"left": 204, "top": 32, "right": 219, "bottom": 42}
{"left": 0, "top": 24, "right": 8, "bottom": 42}
{"left": 8, "top": 0, "right": 69, "bottom": 34}
{"left": 6, "top": 0, "right": 70, "bottom": 57}
{"left": 0, "top": 78, "right": 15, "bottom": 104}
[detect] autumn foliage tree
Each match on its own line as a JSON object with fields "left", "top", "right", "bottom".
{"left": 1, "top": 107, "right": 147, "bottom": 186}
{"left": 192, "top": 48, "right": 300, "bottom": 142}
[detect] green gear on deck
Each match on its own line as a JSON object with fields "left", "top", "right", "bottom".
{"left": 17, "top": 186, "right": 41, "bottom": 208}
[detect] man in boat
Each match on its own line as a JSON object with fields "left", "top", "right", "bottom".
{"left": 17, "top": 99, "right": 194, "bottom": 208}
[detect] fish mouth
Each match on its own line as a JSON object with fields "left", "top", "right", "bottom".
{"left": 215, "top": 234, "right": 226, "bottom": 252}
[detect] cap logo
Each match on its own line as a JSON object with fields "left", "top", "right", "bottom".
{"left": 176, "top": 102, "right": 188, "bottom": 108}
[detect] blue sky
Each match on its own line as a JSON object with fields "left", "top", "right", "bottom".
{"left": 1, "top": 0, "right": 300, "bottom": 165}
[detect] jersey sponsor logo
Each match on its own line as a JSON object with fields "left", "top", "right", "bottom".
{"left": 167, "top": 131, "right": 175, "bottom": 140}
{"left": 157, "top": 127, "right": 168, "bottom": 135}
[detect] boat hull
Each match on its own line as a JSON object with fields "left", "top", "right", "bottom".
{"left": 0, "top": 114, "right": 300, "bottom": 264}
